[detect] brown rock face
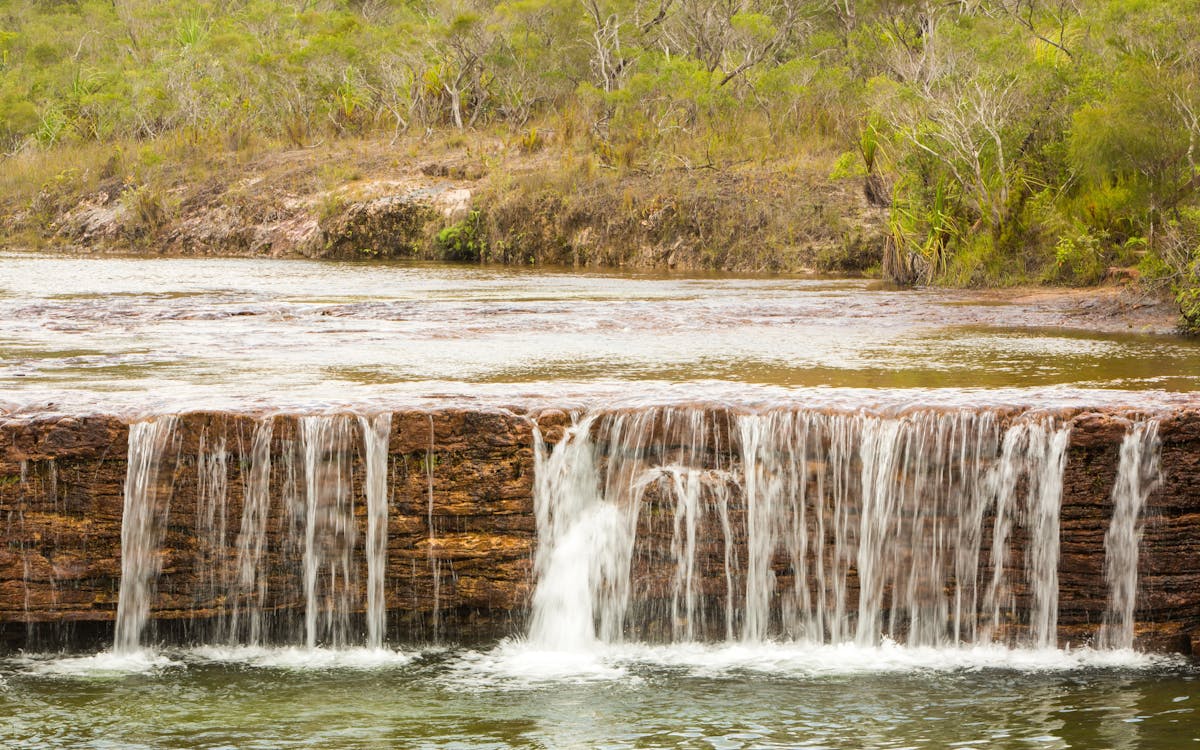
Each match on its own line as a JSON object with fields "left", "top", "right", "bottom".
{"left": 2, "top": 405, "right": 1199, "bottom": 654}
{"left": 319, "top": 194, "right": 439, "bottom": 260}
{"left": 0, "top": 409, "right": 536, "bottom": 646}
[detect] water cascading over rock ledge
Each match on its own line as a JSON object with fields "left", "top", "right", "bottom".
{"left": 1, "top": 403, "right": 1198, "bottom": 655}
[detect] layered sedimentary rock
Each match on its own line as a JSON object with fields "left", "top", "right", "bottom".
{"left": 0, "top": 409, "right": 535, "bottom": 645}
{"left": 1, "top": 404, "right": 1198, "bottom": 654}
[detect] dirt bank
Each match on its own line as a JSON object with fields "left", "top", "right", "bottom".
{"left": 967, "top": 285, "right": 1183, "bottom": 335}
{"left": 0, "top": 136, "right": 887, "bottom": 274}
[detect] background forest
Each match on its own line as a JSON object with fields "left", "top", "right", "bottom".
{"left": 1, "top": 0, "right": 1199, "bottom": 329}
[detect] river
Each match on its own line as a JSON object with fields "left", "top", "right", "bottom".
{"left": 1, "top": 252, "right": 1197, "bottom": 748}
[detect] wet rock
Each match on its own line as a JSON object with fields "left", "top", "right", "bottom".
{"left": 0, "top": 406, "right": 1198, "bottom": 652}
{"left": 532, "top": 409, "right": 571, "bottom": 444}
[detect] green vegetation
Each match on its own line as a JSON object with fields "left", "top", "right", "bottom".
{"left": 1, "top": 0, "right": 1199, "bottom": 329}
{"left": 436, "top": 210, "right": 485, "bottom": 262}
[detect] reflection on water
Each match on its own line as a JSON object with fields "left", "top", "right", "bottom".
{"left": 1, "top": 645, "right": 1196, "bottom": 749}
{"left": 1, "top": 252, "right": 1199, "bottom": 413}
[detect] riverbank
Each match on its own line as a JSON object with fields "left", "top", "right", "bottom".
{"left": 3, "top": 133, "right": 1189, "bottom": 334}
{"left": 0, "top": 134, "right": 885, "bottom": 273}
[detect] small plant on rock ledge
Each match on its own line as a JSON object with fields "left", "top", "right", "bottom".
{"left": 436, "top": 211, "right": 486, "bottom": 263}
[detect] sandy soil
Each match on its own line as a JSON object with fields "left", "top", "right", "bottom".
{"left": 969, "top": 284, "right": 1182, "bottom": 336}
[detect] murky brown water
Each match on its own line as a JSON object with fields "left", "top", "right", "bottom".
{"left": 2, "top": 252, "right": 1199, "bottom": 414}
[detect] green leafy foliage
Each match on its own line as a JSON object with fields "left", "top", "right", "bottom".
{"left": 436, "top": 211, "right": 486, "bottom": 262}
{"left": 0, "top": 0, "right": 1197, "bottom": 327}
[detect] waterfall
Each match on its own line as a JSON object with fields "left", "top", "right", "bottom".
{"left": 425, "top": 415, "right": 441, "bottom": 643}
{"left": 739, "top": 413, "right": 783, "bottom": 644}
{"left": 360, "top": 413, "right": 392, "bottom": 650}
{"left": 528, "top": 414, "right": 605, "bottom": 650}
{"left": 528, "top": 413, "right": 645, "bottom": 649}
{"left": 195, "top": 431, "right": 229, "bottom": 631}
{"left": 98, "top": 405, "right": 1164, "bottom": 654}
{"left": 850, "top": 416, "right": 906, "bottom": 646}
{"left": 1023, "top": 423, "right": 1070, "bottom": 649}
{"left": 980, "top": 420, "right": 1070, "bottom": 647}
{"left": 527, "top": 407, "right": 1074, "bottom": 649}
{"left": 113, "top": 417, "right": 179, "bottom": 654}
{"left": 228, "top": 418, "right": 274, "bottom": 645}
{"left": 1098, "top": 420, "right": 1162, "bottom": 650}
{"left": 108, "top": 412, "right": 399, "bottom": 651}
{"left": 667, "top": 467, "right": 701, "bottom": 642}
{"left": 301, "top": 416, "right": 358, "bottom": 649}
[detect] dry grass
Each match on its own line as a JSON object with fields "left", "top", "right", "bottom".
{"left": 0, "top": 123, "right": 886, "bottom": 273}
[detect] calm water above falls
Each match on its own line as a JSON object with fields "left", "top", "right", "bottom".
{"left": 2, "top": 252, "right": 1200, "bottom": 414}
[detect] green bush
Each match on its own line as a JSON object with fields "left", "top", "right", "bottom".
{"left": 1179, "top": 286, "right": 1200, "bottom": 336}
{"left": 1048, "top": 228, "right": 1107, "bottom": 286}
{"left": 120, "top": 183, "right": 171, "bottom": 238}
{"left": 436, "top": 211, "right": 485, "bottom": 263}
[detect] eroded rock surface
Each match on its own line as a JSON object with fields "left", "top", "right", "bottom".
{"left": 2, "top": 405, "right": 1198, "bottom": 652}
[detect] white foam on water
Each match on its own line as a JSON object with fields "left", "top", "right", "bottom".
{"left": 604, "top": 641, "right": 1180, "bottom": 677}
{"left": 20, "top": 649, "right": 179, "bottom": 677}
{"left": 12, "top": 646, "right": 420, "bottom": 677}
{"left": 185, "top": 645, "right": 415, "bottom": 670}
{"left": 443, "top": 639, "right": 631, "bottom": 689}
{"left": 440, "top": 640, "right": 1182, "bottom": 689}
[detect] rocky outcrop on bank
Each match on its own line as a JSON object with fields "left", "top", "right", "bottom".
{"left": 6, "top": 141, "right": 887, "bottom": 272}
{"left": 2, "top": 404, "right": 1198, "bottom": 652}
{"left": 50, "top": 178, "right": 475, "bottom": 261}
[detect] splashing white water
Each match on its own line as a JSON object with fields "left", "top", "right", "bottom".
{"left": 1099, "top": 419, "right": 1162, "bottom": 650}
{"left": 18, "top": 646, "right": 412, "bottom": 678}
{"left": 25, "top": 650, "right": 179, "bottom": 677}
{"left": 187, "top": 645, "right": 413, "bottom": 670}
{"left": 528, "top": 407, "right": 1074, "bottom": 650}
{"left": 113, "top": 417, "right": 179, "bottom": 655}
{"left": 442, "top": 639, "right": 1178, "bottom": 691}
{"left": 528, "top": 413, "right": 639, "bottom": 650}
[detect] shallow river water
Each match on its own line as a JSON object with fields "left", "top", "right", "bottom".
{"left": 3, "top": 252, "right": 1200, "bottom": 414}
{"left": 2, "top": 644, "right": 1197, "bottom": 749}
{"left": 2, "top": 253, "right": 1199, "bottom": 748}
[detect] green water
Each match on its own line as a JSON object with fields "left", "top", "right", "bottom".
{"left": 2, "top": 647, "right": 1197, "bottom": 749}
